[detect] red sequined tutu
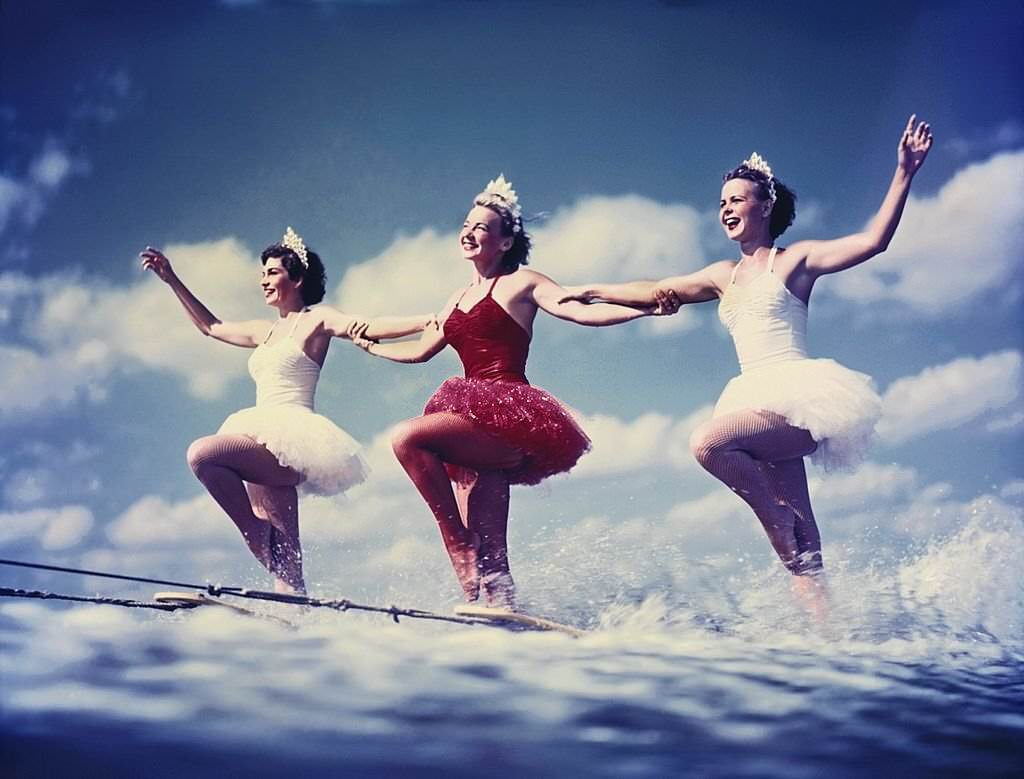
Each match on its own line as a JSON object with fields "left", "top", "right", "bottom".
{"left": 425, "top": 377, "right": 591, "bottom": 486}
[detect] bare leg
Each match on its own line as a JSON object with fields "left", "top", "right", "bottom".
{"left": 690, "top": 411, "right": 819, "bottom": 573}
{"left": 392, "top": 413, "right": 523, "bottom": 601}
{"left": 187, "top": 434, "right": 302, "bottom": 586}
{"left": 247, "top": 483, "right": 305, "bottom": 594}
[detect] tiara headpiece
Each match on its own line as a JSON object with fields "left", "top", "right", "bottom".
{"left": 281, "top": 226, "right": 309, "bottom": 268}
{"left": 475, "top": 174, "right": 523, "bottom": 233}
{"left": 741, "top": 152, "right": 777, "bottom": 204}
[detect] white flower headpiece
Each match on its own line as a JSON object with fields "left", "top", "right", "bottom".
{"left": 281, "top": 226, "right": 309, "bottom": 268}
{"left": 741, "top": 152, "right": 777, "bottom": 205}
{"left": 475, "top": 174, "right": 523, "bottom": 233}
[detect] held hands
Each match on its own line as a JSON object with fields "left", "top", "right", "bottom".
{"left": 346, "top": 319, "right": 375, "bottom": 352}
{"left": 898, "top": 114, "right": 933, "bottom": 176}
{"left": 652, "top": 287, "right": 682, "bottom": 316}
{"left": 139, "top": 246, "right": 175, "bottom": 282}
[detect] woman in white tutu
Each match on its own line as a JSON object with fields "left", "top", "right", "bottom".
{"left": 563, "top": 116, "right": 933, "bottom": 579}
{"left": 141, "top": 229, "right": 427, "bottom": 593}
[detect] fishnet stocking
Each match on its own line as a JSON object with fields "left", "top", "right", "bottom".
{"left": 392, "top": 412, "right": 522, "bottom": 603}
{"left": 187, "top": 434, "right": 305, "bottom": 592}
{"left": 690, "top": 410, "right": 823, "bottom": 574}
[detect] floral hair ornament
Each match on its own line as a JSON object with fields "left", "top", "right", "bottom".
{"left": 741, "top": 152, "right": 777, "bottom": 205}
{"left": 281, "top": 226, "right": 309, "bottom": 269}
{"left": 476, "top": 174, "right": 524, "bottom": 233}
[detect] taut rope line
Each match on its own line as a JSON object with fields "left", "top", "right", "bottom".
{"left": 0, "top": 557, "right": 491, "bottom": 628}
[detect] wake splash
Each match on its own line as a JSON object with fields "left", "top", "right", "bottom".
{"left": 4, "top": 496, "right": 1023, "bottom": 777}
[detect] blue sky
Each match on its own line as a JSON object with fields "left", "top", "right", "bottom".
{"left": 1, "top": 0, "right": 1022, "bottom": 603}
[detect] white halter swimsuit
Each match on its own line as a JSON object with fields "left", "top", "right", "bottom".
{"left": 714, "top": 248, "right": 881, "bottom": 470}
{"left": 218, "top": 310, "right": 366, "bottom": 495}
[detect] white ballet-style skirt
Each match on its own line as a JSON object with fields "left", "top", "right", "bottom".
{"left": 218, "top": 405, "right": 368, "bottom": 496}
{"left": 713, "top": 357, "right": 881, "bottom": 471}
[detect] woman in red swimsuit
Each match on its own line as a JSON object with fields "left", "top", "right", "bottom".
{"left": 353, "top": 175, "right": 666, "bottom": 607}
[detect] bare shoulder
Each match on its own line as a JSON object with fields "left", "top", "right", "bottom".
{"left": 702, "top": 260, "right": 739, "bottom": 294}
{"left": 776, "top": 241, "right": 813, "bottom": 263}
{"left": 515, "top": 267, "right": 555, "bottom": 290}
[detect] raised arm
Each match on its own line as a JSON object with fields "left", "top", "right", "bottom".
{"left": 140, "top": 247, "right": 267, "bottom": 347}
{"left": 802, "top": 115, "right": 933, "bottom": 276}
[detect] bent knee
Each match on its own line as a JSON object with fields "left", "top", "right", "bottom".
{"left": 688, "top": 424, "right": 717, "bottom": 467}
{"left": 390, "top": 419, "right": 423, "bottom": 460}
{"left": 186, "top": 436, "right": 218, "bottom": 477}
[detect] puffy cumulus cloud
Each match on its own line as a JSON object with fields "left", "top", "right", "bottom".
{"left": 534, "top": 195, "right": 705, "bottom": 284}
{"left": 335, "top": 228, "right": 462, "bottom": 317}
{"left": 878, "top": 350, "right": 1021, "bottom": 444}
{"left": 572, "top": 404, "right": 713, "bottom": 478}
{"left": 1, "top": 441, "right": 102, "bottom": 509}
{"left": 808, "top": 461, "right": 919, "bottom": 511}
{"left": 830, "top": 150, "right": 1024, "bottom": 314}
{"left": 335, "top": 194, "right": 706, "bottom": 335}
{"left": 105, "top": 493, "right": 235, "bottom": 548}
{"left": 0, "top": 505, "right": 94, "bottom": 550}
{"left": 0, "top": 238, "right": 264, "bottom": 420}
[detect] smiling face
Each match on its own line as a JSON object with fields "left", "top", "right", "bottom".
{"left": 459, "top": 205, "right": 513, "bottom": 264}
{"left": 719, "top": 177, "right": 772, "bottom": 243}
{"left": 260, "top": 255, "right": 302, "bottom": 307}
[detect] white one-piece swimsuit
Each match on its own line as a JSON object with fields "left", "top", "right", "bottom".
{"left": 218, "top": 310, "right": 367, "bottom": 495}
{"left": 714, "top": 247, "right": 881, "bottom": 470}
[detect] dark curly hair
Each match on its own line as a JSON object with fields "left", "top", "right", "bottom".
{"left": 260, "top": 242, "right": 326, "bottom": 305}
{"left": 723, "top": 164, "right": 797, "bottom": 239}
{"left": 475, "top": 199, "right": 532, "bottom": 271}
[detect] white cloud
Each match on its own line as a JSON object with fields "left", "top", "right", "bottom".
{"left": 105, "top": 494, "right": 235, "bottom": 548}
{"left": 573, "top": 404, "right": 712, "bottom": 478}
{"left": 944, "top": 120, "right": 1024, "bottom": 158}
{"left": 335, "top": 194, "right": 707, "bottom": 335}
{"left": 878, "top": 350, "right": 1021, "bottom": 444}
{"left": 0, "top": 506, "right": 94, "bottom": 550}
{"left": 29, "top": 147, "right": 75, "bottom": 189}
{"left": 830, "top": 150, "right": 1024, "bottom": 314}
{"left": 808, "top": 461, "right": 919, "bottom": 511}
{"left": 0, "top": 141, "right": 87, "bottom": 237}
{"left": 0, "top": 238, "right": 265, "bottom": 420}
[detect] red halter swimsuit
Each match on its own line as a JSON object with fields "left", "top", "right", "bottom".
{"left": 424, "top": 274, "right": 590, "bottom": 486}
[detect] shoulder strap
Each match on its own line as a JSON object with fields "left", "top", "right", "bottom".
{"left": 728, "top": 260, "right": 742, "bottom": 285}
{"left": 286, "top": 309, "right": 305, "bottom": 339}
{"left": 261, "top": 320, "right": 278, "bottom": 344}
{"left": 767, "top": 246, "right": 778, "bottom": 273}
{"left": 486, "top": 274, "right": 502, "bottom": 297}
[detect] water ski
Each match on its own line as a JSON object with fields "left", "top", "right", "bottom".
{"left": 453, "top": 604, "right": 586, "bottom": 637}
{"left": 153, "top": 591, "right": 293, "bottom": 627}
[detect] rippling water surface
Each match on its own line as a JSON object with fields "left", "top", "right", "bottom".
{"left": 4, "top": 509, "right": 1023, "bottom": 777}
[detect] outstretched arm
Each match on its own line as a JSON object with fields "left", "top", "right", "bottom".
{"left": 320, "top": 307, "right": 432, "bottom": 341}
{"left": 560, "top": 261, "right": 732, "bottom": 310}
{"left": 533, "top": 274, "right": 657, "bottom": 326}
{"left": 350, "top": 319, "right": 448, "bottom": 363}
{"left": 803, "top": 115, "right": 934, "bottom": 276}
{"left": 140, "top": 247, "right": 267, "bottom": 347}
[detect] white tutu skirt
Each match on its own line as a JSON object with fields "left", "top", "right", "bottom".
{"left": 218, "top": 406, "right": 368, "bottom": 496}
{"left": 713, "top": 357, "right": 881, "bottom": 470}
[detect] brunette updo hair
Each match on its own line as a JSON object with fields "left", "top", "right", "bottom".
{"left": 723, "top": 164, "right": 797, "bottom": 239}
{"left": 260, "top": 243, "right": 327, "bottom": 305}
{"left": 475, "top": 198, "right": 532, "bottom": 271}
